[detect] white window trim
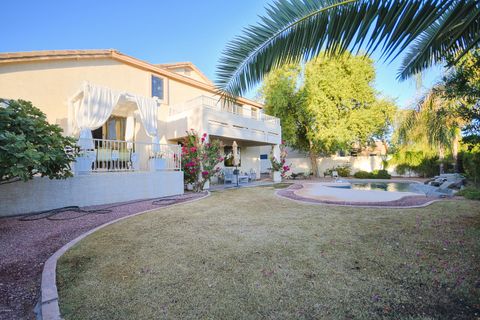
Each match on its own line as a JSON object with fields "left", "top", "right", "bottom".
{"left": 151, "top": 75, "right": 168, "bottom": 104}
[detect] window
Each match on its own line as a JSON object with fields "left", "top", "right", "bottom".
{"left": 220, "top": 100, "right": 243, "bottom": 115}
{"left": 251, "top": 107, "right": 258, "bottom": 119}
{"left": 152, "top": 75, "right": 164, "bottom": 100}
{"left": 91, "top": 116, "right": 126, "bottom": 141}
{"left": 234, "top": 104, "right": 243, "bottom": 115}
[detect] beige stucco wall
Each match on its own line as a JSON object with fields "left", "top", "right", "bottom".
{"left": 0, "top": 171, "right": 183, "bottom": 216}
{"left": 166, "top": 105, "right": 281, "bottom": 145}
{"left": 0, "top": 57, "right": 263, "bottom": 144}
{"left": 0, "top": 59, "right": 150, "bottom": 131}
{"left": 167, "top": 67, "right": 207, "bottom": 84}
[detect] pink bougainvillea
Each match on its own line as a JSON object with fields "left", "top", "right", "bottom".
{"left": 181, "top": 129, "right": 223, "bottom": 192}
{"left": 270, "top": 141, "right": 292, "bottom": 178}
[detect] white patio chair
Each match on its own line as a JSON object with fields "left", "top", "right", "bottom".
{"left": 249, "top": 169, "right": 257, "bottom": 181}
{"left": 223, "top": 169, "right": 234, "bottom": 184}
{"left": 332, "top": 170, "right": 339, "bottom": 180}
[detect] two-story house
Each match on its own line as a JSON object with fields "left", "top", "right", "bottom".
{"left": 0, "top": 49, "right": 282, "bottom": 215}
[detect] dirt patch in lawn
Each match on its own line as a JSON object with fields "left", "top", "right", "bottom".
{"left": 57, "top": 187, "right": 480, "bottom": 319}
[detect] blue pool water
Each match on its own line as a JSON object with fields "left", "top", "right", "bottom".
{"left": 350, "top": 182, "right": 413, "bottom": 192}
{"left": 331, "top": 181, "right": 422, "bottom": 193}
{"left": 331, "top": 180, "right": 447, "bottom": 196}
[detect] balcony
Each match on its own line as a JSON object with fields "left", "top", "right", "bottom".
{"left": 75, "top": 139, "right": 181, "bottom": 174}
{"left": 167, "top": 96, "right": 281, "bottom": 145}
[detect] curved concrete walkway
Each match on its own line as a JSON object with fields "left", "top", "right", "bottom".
{"left": 0, "top": 192, "right": 208, "bottom": 320}
{"left": 39, "top": 191, "right": 210, "bottom": 320}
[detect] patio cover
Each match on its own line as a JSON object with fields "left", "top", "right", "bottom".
{"left": 69, "top": 82, "right": 159, "bottom": 150}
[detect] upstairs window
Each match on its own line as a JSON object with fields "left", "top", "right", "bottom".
{"left": 251, "top": 107, "right": 258, "bottom": 119}
{"left": 152, "top": 75, "right": 164, "bottom": 100}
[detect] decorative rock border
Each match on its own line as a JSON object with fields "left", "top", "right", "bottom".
{"left": 276, "top": 183, "right": 442, "bottom": 208}
{"left": 39, "top": 192, "right": 210, "bottom": 320}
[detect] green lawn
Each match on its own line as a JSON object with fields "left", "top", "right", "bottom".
{"left": 57, "top": 186, "right": 480, "bottom": 319}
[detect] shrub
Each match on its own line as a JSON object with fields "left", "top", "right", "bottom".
{"left": 0, "top": 99, "right": 77, "bottom": 182}
{"left": 181, "top": 130, "right": 223, "bottom": 192}
{"left": 353, "top": 170, "right": 372, "bottom": 179}
{"left": 456, "top": 187, "right": 480, "bottom": 200}
{"left": 324, "top": 164, "right": 351, "bottom": 177}
{"left": 270, "top": 141, "right": 291, "bottom": 178}
{"left": 336, "top": 165, "right": 351, "bottom": 177}
{"left": 354, "top": 170, "right": 391, "bottom": 179}
{"left": 372, "top": 169, "right": 391, "bottom": 179}
{"left": 389, "top": 151, "right": 449, "bottom": 178}
{"left": 460, "top": 144, "right": 480, "bottom": 185}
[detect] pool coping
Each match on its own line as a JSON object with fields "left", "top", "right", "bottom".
{"left": 276, "top": 183, "right": 443, "bottom": 209}
{"left": 39, "top": 191, "right": 211, "bottom": 320}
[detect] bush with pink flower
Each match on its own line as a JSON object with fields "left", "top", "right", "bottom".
{"left": 270, "top": 141, "right": 292, "bottom": 178}
{"left": 181, "top": 130, "right": 223, "bottom": 191}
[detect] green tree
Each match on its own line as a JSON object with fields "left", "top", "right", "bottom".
{"left": 261, "top": 64, "right": 309, "bottom": 150}
{"left": 444, "top": 49, "right": 480, "bottom": 134}
{"left": 0, "top": 99, "right": 77, "bottom": 182}
{"left": 393, "top": 85, "right": 465, "bottom": 174}
{"left": 460, "top": 139, "right": 480, "bottom": 185}
{"left": 261, "top": 53, "right": 396, "bottom": 175}
{"left": 216, "top": 0, "right": 479, "bottom": 97}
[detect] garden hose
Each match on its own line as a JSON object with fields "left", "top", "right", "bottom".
{"left": 17, "top": 195, "right": 191, "bottom": 221}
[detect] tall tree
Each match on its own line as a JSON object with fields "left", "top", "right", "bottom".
{"left": 393, "top": 85, "right": 465, "bottom": 174}
{"left": 216, "top": 0, "right": 480, "bottom": 97}
{"left": 444, "top": 49, "right": 480, "bottom": 134}
{"left": 261, "top": 53, "right": 396, "bottom": 175}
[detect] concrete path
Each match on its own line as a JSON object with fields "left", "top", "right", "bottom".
{"left": 0, "top": 192, "right": 207, "bottom": 320}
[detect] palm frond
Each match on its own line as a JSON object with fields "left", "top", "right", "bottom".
{"left": 216, "top": 0, "right": 452, "bottom": 96}
{"left": 217, "top": 0, "right": 480, "bottom": 96}
{"left": 398, "top": 1, "right": 480, "bottom": 80}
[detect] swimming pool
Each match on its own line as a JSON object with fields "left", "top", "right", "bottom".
{"left": 351, "top": 182, "right": 414, "bottom": 192}
{"left": 331, "top": 181, "right": 425, "bottom": 194}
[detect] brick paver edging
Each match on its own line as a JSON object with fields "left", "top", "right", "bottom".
{"left": 39, "top": 191, "right": 211, "bottom": 320}
{"left": 276, "top": 183, "right": 442, "bottom": 209}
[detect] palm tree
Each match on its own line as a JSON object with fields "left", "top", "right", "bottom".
{"left": 216, "top": 0, "right": 480, "bottom": 97}
{"left": 395, "top": 85, "right": 464, "bottom": 174}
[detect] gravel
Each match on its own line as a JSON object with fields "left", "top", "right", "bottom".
{"left": 0, "top": 192, "right": 207, "bottom": 320}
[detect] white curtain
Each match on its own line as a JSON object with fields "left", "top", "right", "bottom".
{"left": 134, "top": 95, "right": 159, "bottom": 152}
{"left": 70, "top": 82, "right": 159, "bottom": 151}
{"left": 74, "top": 83, "right": 121, "bottom": 150}
{"left": 125, "top": 115, "right": 135, "bottom": 150}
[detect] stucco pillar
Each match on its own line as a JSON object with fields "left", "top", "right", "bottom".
{"left": 272, "top": 144, "right": 282, "bottom": 183}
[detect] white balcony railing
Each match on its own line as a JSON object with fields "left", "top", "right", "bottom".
{"left": 169, "top": 95, "right": 280, "bottom": 126}
{"left": 76, "top": 139, "right": 181, "bottom": 173}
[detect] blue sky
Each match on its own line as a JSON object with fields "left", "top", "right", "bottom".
{"left": 1, "top": 0, "right": 443, "bottom": 108}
